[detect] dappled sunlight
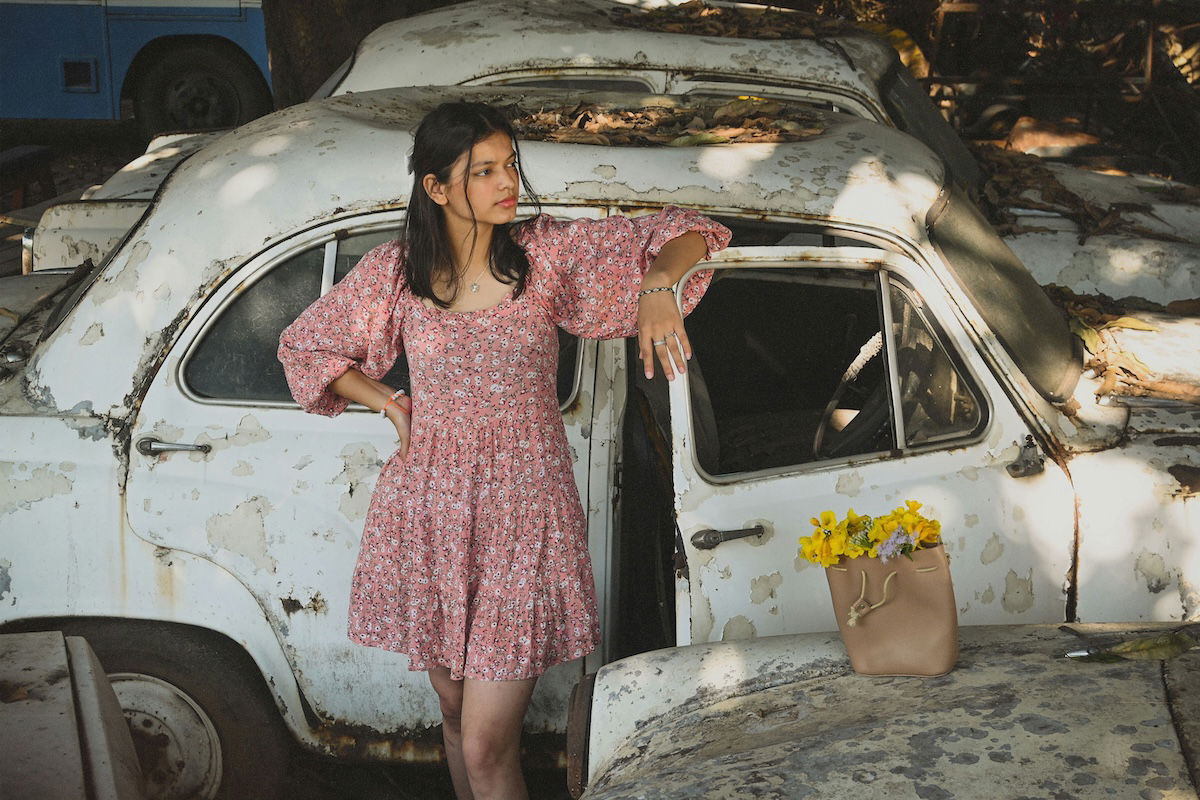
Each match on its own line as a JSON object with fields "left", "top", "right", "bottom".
{"left": 216, "top": 163, "right": 280, "bottom": 207}
{"left": 1071, "top": 444, "right": 1200, "bottom": 622}
{"left": 248, "top": 134, "right": 293, "bottom": 158}
{"left": 118, "top": 144, "right": 186, "bottom": 174}
{"left": 697, "top": 142, "right": 776, "bottom": 182}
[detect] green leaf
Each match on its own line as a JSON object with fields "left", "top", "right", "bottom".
{"left": 1101, "top": 316, "right": 1158, "bottom": 332}
{"left": 1107, "top": 630, "right": 1196, "bottom": 660}
{"left": 1068, "top": 630, "right": 1197, "bottom": 662}
{"left": 1069, "top": 317, "right": 1101, "bottom": 354}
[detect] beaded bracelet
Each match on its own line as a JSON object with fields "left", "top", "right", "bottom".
{"left": 380, "top": 388, "right": 410, "bottom": 417}
{"left": 637, "top": 286, "right": 675, "bottom": 300}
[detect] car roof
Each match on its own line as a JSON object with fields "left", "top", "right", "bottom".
{"left": 33, "top": 84, "right": 954, "bottom": 416}
{"left": 327, "top": 0, "right": 895, "bottom": 113}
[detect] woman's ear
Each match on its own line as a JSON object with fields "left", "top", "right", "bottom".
{"left": 422, "top": 173, "right": 448, "bottom": 206}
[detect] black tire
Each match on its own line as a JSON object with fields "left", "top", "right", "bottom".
{"left": 134, "top": 45, "right": 272, "bottom": 137}
{"left": 58, "top": 619, "right": 290, "bottom": 800}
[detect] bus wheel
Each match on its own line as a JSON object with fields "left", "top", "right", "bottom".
{"left": 134, "top": 45, "right": 271, "bottom": 137}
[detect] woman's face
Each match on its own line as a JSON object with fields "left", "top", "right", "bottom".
{"left": 424, "top": 130, "right": 519, "bottom": 231}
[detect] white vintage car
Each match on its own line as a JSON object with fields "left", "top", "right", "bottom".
{"left": 318, "top": 0, "right": 1200, "bottom": 306}
{"left": 1, "top": 85, "right": 1197, "bottom": 799}
{"left": 27, "top": 0, "right": 1200, "bottom": 307}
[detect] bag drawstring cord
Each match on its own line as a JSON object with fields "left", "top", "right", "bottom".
{"left": 847, "top": 570, "right": 897, "bottom": 627}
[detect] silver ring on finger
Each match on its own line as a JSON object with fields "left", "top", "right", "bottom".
{"left": 652, "top": 339, "right": 667, "bottom": 346}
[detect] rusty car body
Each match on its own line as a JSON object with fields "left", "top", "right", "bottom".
{"left": 28, "top": 0, "right": 1200, "bottom": 307}
{"left": 570, "top": 624, "right": 1200, "bottom": 798}
{"left": 1, "top": 84, "right": 1197, "bottom": 798}
{"left": 319, "top": 0, "right": 1200, "bottom": 306}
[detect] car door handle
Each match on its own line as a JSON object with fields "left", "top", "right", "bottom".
{"left": 1005, "top": 435, "right": 1045, "bottom": 478}
{"left": 134, "top": 436, "right": 212, "bottom": 456}
{"left": 690, "top": 525, "right": 766, "bottom": 550}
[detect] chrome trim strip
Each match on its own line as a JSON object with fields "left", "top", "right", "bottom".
{"left": 879, "top": 272, "right": 907, "bottom": 448}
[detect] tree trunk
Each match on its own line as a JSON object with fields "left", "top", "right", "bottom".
{"left": 261, "top": 0, "right": 456, "bottom": 108}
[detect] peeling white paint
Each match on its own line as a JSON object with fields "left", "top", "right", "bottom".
{"left": 1135, "top": 551, "right": 1173, "bottom": 594}
{"left": 980, "top": 533, "right": 1004, "bottom": 565}
{"left": 834, "top": 471, "right": 863, "bottom": 497}
{"left": 330, "top": 442, "right": 383, "bottom": 521}
{"left": 205, "top": 496, "right": 277, "bottom": 573}
{"left": 79, "top": 323, "right": 103, "bottom": 346}
{"left": 721, "top": 615, "right": 756, "bottom": 641}
{"left": 750, "top": 572, "right": 782, "bottom": 605}
{"left": 190, "top": 415, "right": 272, "bottom": 462}
{"left": 0, "top": 463, "right": 74, "bottom": 515}
{"left": 1002, "top": 569, "right": 1035, "bottom": 613}
{"left": 691, "top": 592, "right": 715, "bottom": 644}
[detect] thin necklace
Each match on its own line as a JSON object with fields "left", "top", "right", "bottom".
{"left": 465, "top": 255, "right": 492, "bottom": 293}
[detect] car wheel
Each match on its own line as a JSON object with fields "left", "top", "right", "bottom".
{"left": 59, "top": 620, "right": 290, "bottom": 800}
{"left": 134, "top": 45, "right": 272, "bottom": 137}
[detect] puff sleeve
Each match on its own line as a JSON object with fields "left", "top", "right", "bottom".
{"left": 517, "top": 206, "right": 731, "bottom": 339}
{"left": 277, "top": 241, "right": 406, "bottom": 416}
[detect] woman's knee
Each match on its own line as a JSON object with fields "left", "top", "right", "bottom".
{"left": 428, "top": 669, "right": 465, "bottom": 722}
{"left": 460, "top": 725, "right": 518, "bottom": 775}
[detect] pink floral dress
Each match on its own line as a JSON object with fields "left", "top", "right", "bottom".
{"left": 279, "top": 207, "right": 731, "bottom": 680}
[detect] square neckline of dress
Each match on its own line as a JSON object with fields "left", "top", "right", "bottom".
{"left": 414, "top": 286, "right": 518, "bottom": 317}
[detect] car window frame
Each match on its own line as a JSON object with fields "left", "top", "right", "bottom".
{"left": 468, "top": 68, "right": 663, "bottom": 93}
{"left": 669, "top": 74, "right": 882, "bottom": 121}
{"left": 674, "top": 245, "right": 991, "bottom": 486}
{"left": 176, "top": 209, "right": 586, "bottom": 413}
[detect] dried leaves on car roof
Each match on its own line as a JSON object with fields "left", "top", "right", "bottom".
{"left": 609, "top": 0, "right": 856, "bottom": 39}
{"left": 972, "top": 144, "right": 1197, "bottom": 245}
{"left": 511, "top": 98, "right": 827, "bottom": 147}
{"left": 1045, "top": 284, "right": 1200, "bottom": 407}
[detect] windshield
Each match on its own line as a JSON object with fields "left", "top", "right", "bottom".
{"left": 927, "top": 186, "right": 1080, "bottom": 402}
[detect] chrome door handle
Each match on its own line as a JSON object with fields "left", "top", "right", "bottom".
{"left": 135, "top": 437, "right": 212, "bottom": 456}
{"left": 690, "top": 525, "right": 766, "bottom": 550}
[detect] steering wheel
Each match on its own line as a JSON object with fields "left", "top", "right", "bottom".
{"left": 812, "top": 331, "right": 884, "bottom": 458}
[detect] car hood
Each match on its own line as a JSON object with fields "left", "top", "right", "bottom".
{"left": 582, "top": 625, "right": 1198, "bottom": 799}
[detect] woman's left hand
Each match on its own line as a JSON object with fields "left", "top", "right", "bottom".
{"left": 637, "top": 287, "right": 691, "bottom": 380}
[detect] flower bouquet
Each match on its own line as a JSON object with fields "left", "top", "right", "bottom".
{"left": 799, "top": 501, "right": 958, "bottom": 677}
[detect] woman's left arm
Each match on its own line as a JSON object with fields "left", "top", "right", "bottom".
{"left": 637, "top": 231, "right": 710, "bottom": 381}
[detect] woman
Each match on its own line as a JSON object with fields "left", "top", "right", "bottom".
{"left": 279, "top": 101, "right": 729, "bottom": 800}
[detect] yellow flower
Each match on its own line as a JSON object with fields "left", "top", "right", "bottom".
{"left": 809, "top": 510, "right": 839, "bottom": 531}
{"left": 799, "top": 527, "right": 840, "bottom": 567}
{"left": 915, "top": 518, "right": 941, "bottom": 546}
{"left": 799, "top": 503, "right": 939, "bottom": 565}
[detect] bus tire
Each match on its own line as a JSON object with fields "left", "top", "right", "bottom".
{"left": 134, "top": 44, "right": 271, "bottom": 137}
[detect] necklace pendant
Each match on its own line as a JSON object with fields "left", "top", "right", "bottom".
{"left": 470, "top": 282, "right": 480, "bottom": 293}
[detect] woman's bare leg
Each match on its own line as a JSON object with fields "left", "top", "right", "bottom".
{"left": 459, "top": 676, "right": 538, "bottom": 800}
{"left": 429, "top": 667, "right": 473, "bottom": 800}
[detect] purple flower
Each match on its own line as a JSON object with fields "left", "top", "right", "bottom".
{"left": 876, "top": 530, "right": 914, "bottom": 562}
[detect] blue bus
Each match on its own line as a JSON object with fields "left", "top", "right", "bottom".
{"left": 1, "top": 0, "right": 272, "bottom": 134}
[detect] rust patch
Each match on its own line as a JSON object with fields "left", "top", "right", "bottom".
{"left": 1168, "top": 465, "right": 1200, "bottom": 494}
{"left": 281, "top": 593, "right": 327, "bottom": 616}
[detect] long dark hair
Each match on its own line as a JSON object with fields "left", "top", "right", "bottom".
{"left": 404, "top": 101, "right": 540, "bottom": 307}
